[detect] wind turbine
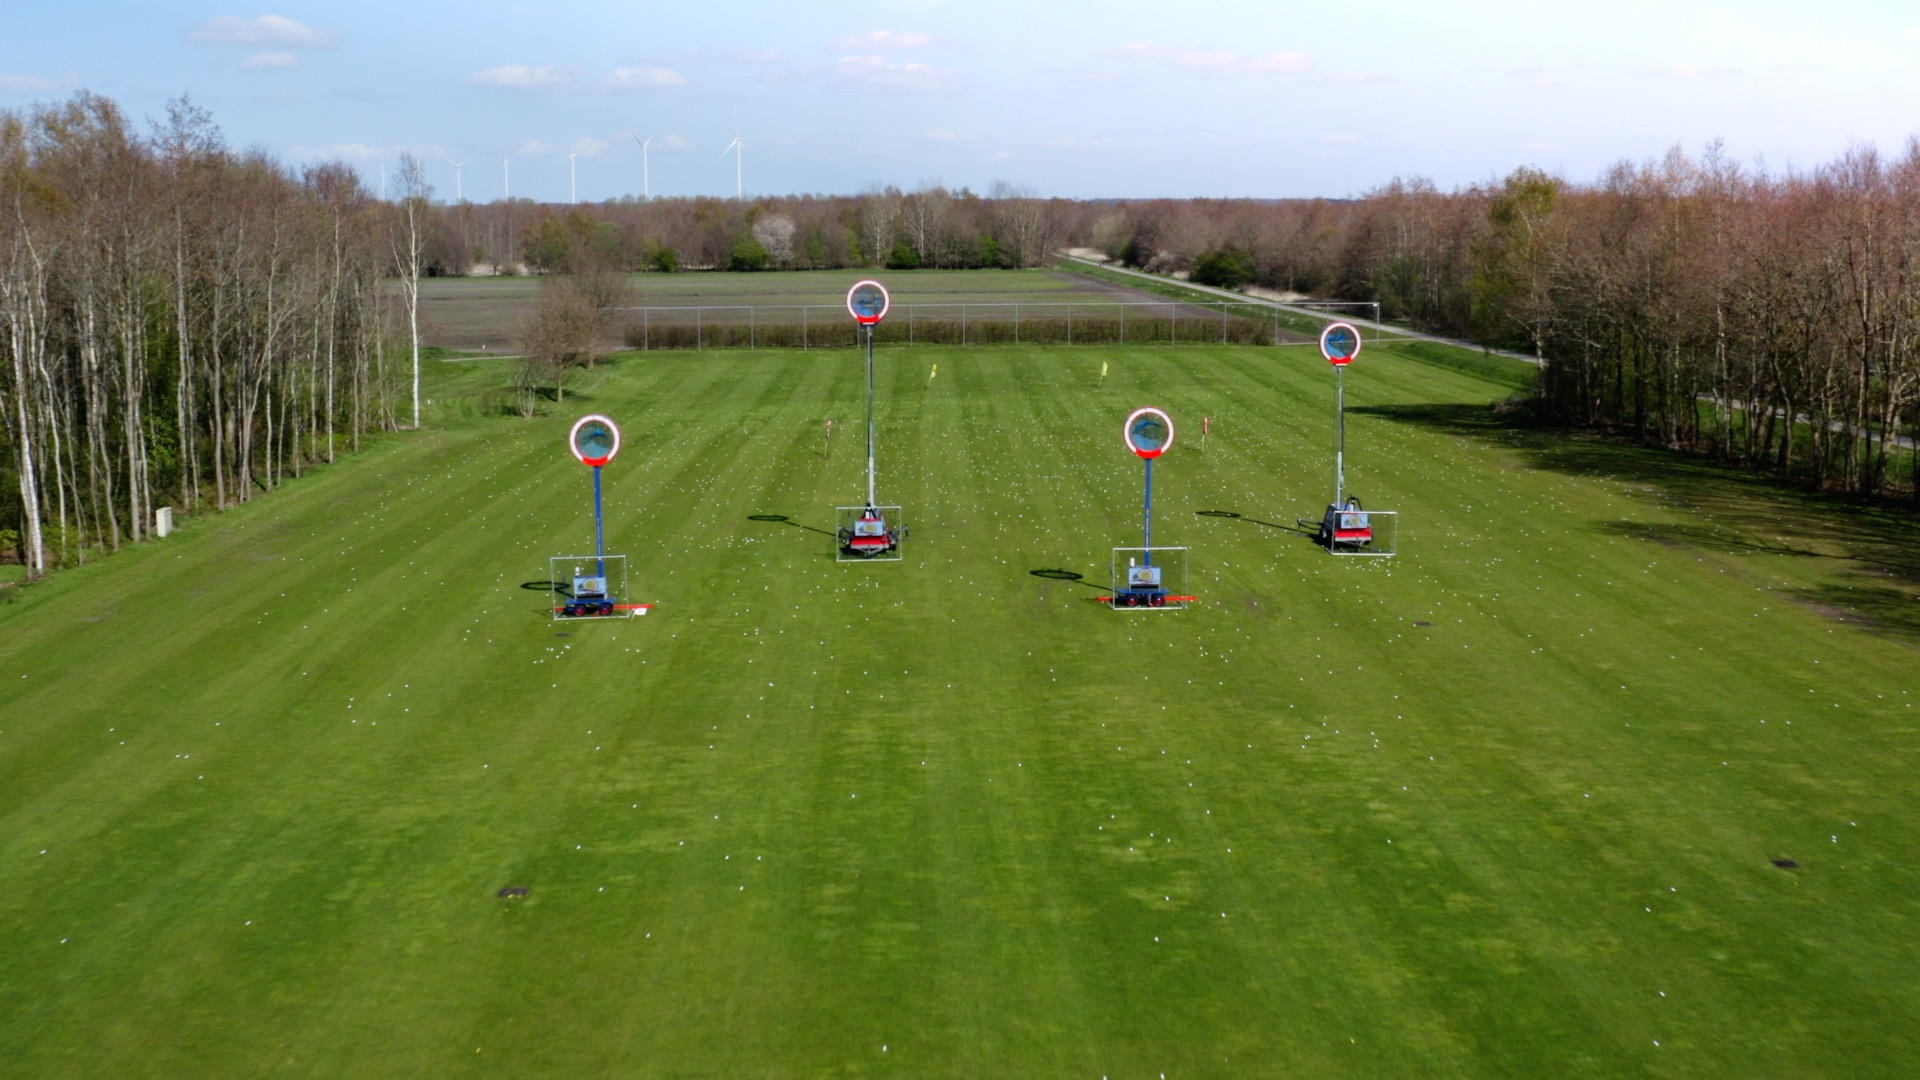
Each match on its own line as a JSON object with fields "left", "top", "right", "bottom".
{"left": 569, "top": 151, "right": 578, "bottom": 204}
{"left": 719, "top": 117, "right": 743, "bottom": 200}
{"left": 632, "top": 134, "right": 655, "bottom": 200}
{"left": 440, "top": 156, "right": 466, "bottom": 202}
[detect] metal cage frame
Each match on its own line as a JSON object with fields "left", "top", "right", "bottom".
{"left": 1320, "top": 509, "right": 1398, "bottom": 557}
{"left": 548, "top": 554, "right": 641, "bottom": 619}
{"left": 1107, "top": 546, "right": 1191, "bottom": 610}
{"left": 835, "top": 505, "right": 908, "bottom": 563}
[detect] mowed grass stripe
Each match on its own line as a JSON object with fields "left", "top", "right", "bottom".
{"left": 2, "top": 344, "right": 1917, "bottom": 1075}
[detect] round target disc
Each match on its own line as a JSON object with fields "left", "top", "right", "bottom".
{"left": 847, "top": 279, "right": 890, "bottom": 325}
{"left": 1123, "top": 406, "right": 1175, "bottom": 459}
{"left": 1320, "top": 322, "right": 1362, "bottom": 366}
{"left": 569, "top": 414, "right": 621, "bottom": 467}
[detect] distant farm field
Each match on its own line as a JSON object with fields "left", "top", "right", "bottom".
{"left": 421, "top": 268, "right": 1295, "bottom": 351}
{"left": 3, "top": 342, "right": 1918, "bottom": 1076}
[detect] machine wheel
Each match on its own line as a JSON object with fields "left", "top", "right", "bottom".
{"left": 837, "top": 528, "right": 852, "bottom": 546}
{"left": 1149, "top": 593, "right": 1166, "bottom": 607}
{"left": 599, "top": 602, "right": 614, "bottom": 616}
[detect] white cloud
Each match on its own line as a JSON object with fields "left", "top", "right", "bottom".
{"left": 830, "top": 55, "right": 965, "bottom": 94}
{"left": 604, "top": 67, "right": 688, "bottom": 91}
{"left": 1096, "top": 42, "right": 1309, "bottom": 77}
{"left": 657, "top": 134, "right": 694, "bottom": 151}
{"left": 294, "top": 142, "right": 384, "bottom": 161}
{"left": 517, "top": 139, "right": 555, "bottom": 156}
{"left": 470, "top": 65, "right": 574, "bottom": 90}
{"left": 192, "top": 15, "right": 337, "bottom": 48}
{"left": 923, "top": 128, "right": 961, "bottom": 143}
{"left": 1240, "top": 51, "right": 1310, "bottom": 74}
{"left": 571, "top": 137, "right": 610, "bottom": 157}
{"left": 241, "top": 51, "right": 299, "bottom": 70}
{"left": 832, "top": 30, "right": 944, "bottom": 50}
{"left": 1658, "top": 64, "right": 1740, "bottom": 79}
{"left": 0, "top": 73, "right": 68, "bottom": 94}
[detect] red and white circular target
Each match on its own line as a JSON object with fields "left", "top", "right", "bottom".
{"left": 1123, "top": 407, "right": 1175, "bottom": 459}
{"left": 569, "top": 414, "right": 621, "bottom": 467}
{"left": 847, "top": 279, "right": 890, "bottom": 325}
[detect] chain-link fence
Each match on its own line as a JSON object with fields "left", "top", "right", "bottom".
{"left": 619, "top": 301, "right": 1312, "bottom": 350}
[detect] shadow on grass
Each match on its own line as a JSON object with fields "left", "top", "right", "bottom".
{"left": 748, "top": 513, "right": 837, "bottom": 538}
{"left": 1195, "top": 509, "right": 1319, "bottom": 538}
{"left": 1355, "top": 402, "right": 1920, "bottom": 641}
{"left": 1030, "top": 568, "right": 1109, "bottom": 590}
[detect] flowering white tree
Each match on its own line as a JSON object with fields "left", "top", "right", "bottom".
{"left": 752, "top": 213, "right": 796, "bottom": 268}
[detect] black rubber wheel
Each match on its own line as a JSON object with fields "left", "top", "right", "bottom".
{"left": 1150, "top": 593, "right": 1166, "bottom": 607}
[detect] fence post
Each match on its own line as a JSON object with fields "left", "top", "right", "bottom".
{"left": 1014, "top": 303, "right": 1019, "bottom": 345}
{"left": 909, "top": 305, "right": 914, "bottom": 347}
{"left": 644, "top": 308, "right": 650, "bottom": 351}
{"left": 697, "top": 308, "right": 703, "bottom": 351}
{"left": 1120, "top": 303, "right": 1126, "bottom": 344}
{"left": 803, "top": 305, "right": 809, "bottom": 350}
{"left": 1170, "top": 302, "right": 1176, "bottom": 345}
{"left": 962, "top": 304, "right": 967, "bottom": 346}
{"left": 1068, "top": 302, "right": 1073, "bottom": 345}
{"left": 1220, "top": 303, "right": 1227, "bottom": 344}
{"left": 750, "top": 305, "right": 755, "bottom": 350}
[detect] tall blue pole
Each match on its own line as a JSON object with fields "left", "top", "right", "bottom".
{"left": 1335, "top": 364, "right": 1346, "bottom": 506}
{"left": 865, "top": 324, "right": 877, "bottom": 509}
{"left": 1143, "top": 456, "right": 1154, "bottom": 564}
{"left": 593, "top": 464, "right": 606, "bottom": 578}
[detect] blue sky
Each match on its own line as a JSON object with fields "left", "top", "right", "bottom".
{"left": 5, "top": 1, "right": 1917, "bottom": 202}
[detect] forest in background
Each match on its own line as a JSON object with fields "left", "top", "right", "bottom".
{"left": 5, "top": 90, "right": 1918, "bottom": 580}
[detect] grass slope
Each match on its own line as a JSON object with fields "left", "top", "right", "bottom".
{"left": 2, "top": 343, "right": 1917, "bottom": 1076}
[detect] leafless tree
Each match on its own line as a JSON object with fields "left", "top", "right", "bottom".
{"left": 518, "top": 276, "right": 597, "bottom": 406}
{"left": 901, "top": 184, "right": 949, "bottom": 265}
{"left": 393, "top": 151, "right": 430, "bottom": 429}
{"left": 859, "top": 186, "right": 900, "bottom": 266}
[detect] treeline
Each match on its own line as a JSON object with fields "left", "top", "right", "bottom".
{"left": 1077, "top": 154, "right": 1920, "bottom": 500}
{"left": 2, "top": 93, "right": 417, "bottom": 578}
{"left": 432, "top": 180, "right": 1062, "bottom": 276}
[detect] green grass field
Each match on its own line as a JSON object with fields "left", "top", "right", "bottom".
{"left": 3, "top": 340, "right": 1918, "bottom": 1076}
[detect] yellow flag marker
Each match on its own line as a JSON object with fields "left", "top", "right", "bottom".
{"left": 927, "top": 363, "right": 938, "bottom": 386}
{"left": 1099, "top": 360, "right": 1109, "bottom": 386}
